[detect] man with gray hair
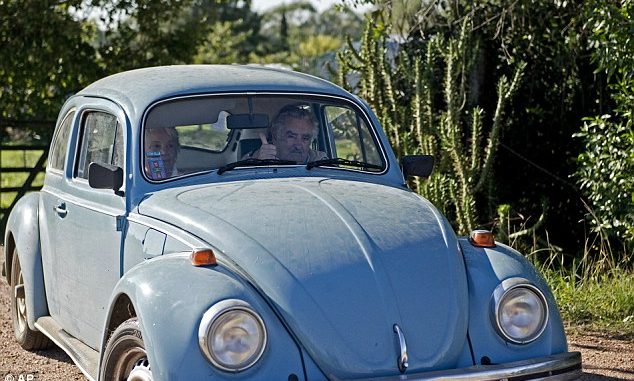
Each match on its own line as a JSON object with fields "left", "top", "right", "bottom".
{"left": 251, "top": 104, "right": 327, "bottom": 163}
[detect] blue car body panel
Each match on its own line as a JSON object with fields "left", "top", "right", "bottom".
{"left": 459, "top": 239, "right": 569, "bottom": 363}
{"left": 104, "top": 254, "right": 307, "bottom": 381}
{"left": 4, "top": 193, "right": 49, "bottom": 329}
{"left": 137, "top": 178, "right": 471, "bottom": 379}
{"left": 2, "top": 65, "right": 580, "bottom": 381}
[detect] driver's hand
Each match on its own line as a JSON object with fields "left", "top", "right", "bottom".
{"left": 255, "top": 133, "right": 277, "bottom": 159}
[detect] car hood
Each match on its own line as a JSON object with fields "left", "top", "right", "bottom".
{"left": 138, "top": 178, "right": 469, "bottom": 378}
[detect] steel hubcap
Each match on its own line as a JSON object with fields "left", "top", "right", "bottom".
{"left": 15, "top": 273, "right": 27, "bottom": 333}
{"left": 127, "top": 358, "right": 152, "bottom": 381}
{"left": 113, "top": 347, "right": 153, "bottom": 381}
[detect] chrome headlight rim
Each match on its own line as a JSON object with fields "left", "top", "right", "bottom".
{"left": 490, "top": 277, "right": 549, "bottom": 345}
{"left": 198, "top": 299, "right": 267, "bottom": 372}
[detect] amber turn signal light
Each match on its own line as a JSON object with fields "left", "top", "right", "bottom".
{"left": 469, "top": 230, "right": 496, "bottom": 248}
{"left": 190, "top": 248, "right": 217, "bottom": 266}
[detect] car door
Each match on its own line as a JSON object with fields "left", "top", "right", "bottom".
{"left": 40, "top": 109, "right": 76, "bottom": 320}
{"left": 44, "top": 101, "right": 127, "bottom": 350}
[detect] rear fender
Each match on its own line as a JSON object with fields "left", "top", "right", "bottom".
{"left": 459, "top": 238, "right": 567, "bottom": 364}
{"left": 99, "top": 254, "right": 304, "bottom": 381}
{"left": 4, "top": 192, "right": 49, "bottom": 329}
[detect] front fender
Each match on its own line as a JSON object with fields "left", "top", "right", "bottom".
{"left": 4, "top": 192, "right": 49, "bottom": 329}
{"left": 459, "top": 238, "right": 568, "bottom": 365}
{"left": 100, "top": 254, "right": 305, "bottom": 381}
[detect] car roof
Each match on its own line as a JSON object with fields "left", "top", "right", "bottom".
{"left": 76, "top": 65, "right": 353, "bottom": 119}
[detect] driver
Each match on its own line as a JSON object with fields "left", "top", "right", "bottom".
{"left": 249, "top": 105, "right": 327, "bottom": 163}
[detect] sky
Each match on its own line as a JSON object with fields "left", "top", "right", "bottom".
{"left": 251, "top": 0, "right": 373, "bottom": 13}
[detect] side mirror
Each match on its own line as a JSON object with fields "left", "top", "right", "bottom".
{"left": 401, "top": 155, "right": 434, "bottom": 178}
{"left": 88, "top": 162, "right": 124, "bottom": 193}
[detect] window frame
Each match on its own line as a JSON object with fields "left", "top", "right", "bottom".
{"left": 73, "top": 109, "right": 124, "bottom": 181}
{"left": 141, "top": 92, "right": 389, "bottom": 182}
{"left": 322, "top": 104, "right": 383, "bottom": 166}
{"left": 47, "top": 109, "right": 76, "bottom": 173}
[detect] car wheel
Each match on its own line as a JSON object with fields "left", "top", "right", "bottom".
{"left": 101, "top": 318, "right": 153, "bottom": 381}
{"left": 10, "top": 248, "right": 51, "bottom": 350}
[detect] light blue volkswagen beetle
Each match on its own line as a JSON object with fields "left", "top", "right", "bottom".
{"left": 3, "top": 65, "right": 581, "bottom": 381}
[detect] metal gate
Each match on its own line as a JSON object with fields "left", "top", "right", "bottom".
{"left": 0, "top": 120, "right": 53, "bottom": 241}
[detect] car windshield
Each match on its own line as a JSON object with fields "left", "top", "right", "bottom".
{"left": 142, "top": 94, "right": 385, "bottom": 180}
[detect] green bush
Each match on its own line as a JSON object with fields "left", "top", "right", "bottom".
{"left": 575, "top": 115, "right": 634, "bottom": 247}
{"left": 575, "top": 0, "right": 634, "bottom": 258}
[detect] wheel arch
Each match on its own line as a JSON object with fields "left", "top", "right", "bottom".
{"left": 97, "top": 253, "right": 305, "bottom": 381}
{"left": 458, "top": 238, "right": 568, "bottom": 364}
{"left": 4, "top": 232, "right": 16, "bottom": 283}
{"left": 98, "top": 254, "right": 251, "bottom": 380}
{"left": 104, "top": 293, "right": 137, "bottom": 343}
{"left": 4, "top": 192, "right": 49, "bottom": 329}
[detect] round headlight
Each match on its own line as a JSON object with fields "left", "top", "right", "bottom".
{"left": 491, "top": 279, "right": 548, "bottom": 344}
{"left": 199, "top": 299, "right": 267, "bottom": 372}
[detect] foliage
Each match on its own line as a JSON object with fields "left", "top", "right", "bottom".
{"left": 534, "top": 236, "right": 634, "bottom": 334}
{"left": 336, "top": 14, "right": 525, "bottom": 235}
{"left": 194, "top": 20, "right": 251, "bottom": 64}
{"left": 587, "top": 0, "right": 634, "bottom": 79}
{"left": 0, "top": 0, "right": 261, "bottom": 124}
{"left": 365, "top": 0, "right": 604, "bottom": 256}
{"left": 3, "top": 0, "right": 631, "bottom": 262}
{"left": 253, "top": 2, "right": 363, "bottom": 75}
{"left": 92, "top": 0, "right": 260, "bottom": 72}
{"left": 0, "top": 1, "right": 102, "bottom": 123}
{"left": 575, "top": 115, "right": 634, "bottom": 246}
{"left": 575, "top": 0, "right": 634, "bottom": 254}
{"left": 545, "top": 266, "right": 634, "bottom": 333}
{"left": 0, "top": 0, "right": 364, "bottom": 128}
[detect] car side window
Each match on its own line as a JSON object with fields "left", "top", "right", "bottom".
{"left": 325, "top": 106, "right": 382, "bottom": 166}
{"left": 75, "top": 111, "right": 123, "bottom": 179}
{"left": 48, "top": 111, "right": 75, "bottom": 171}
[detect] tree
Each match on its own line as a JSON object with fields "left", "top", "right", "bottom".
{"left": 93, "top": 0, "right": 259, "bottom": 72}
{"left": 0, "top": 1, "right": 102, "bottom": 125}
{"left": 252, "top": 2, "right": 364, "bottom": 74}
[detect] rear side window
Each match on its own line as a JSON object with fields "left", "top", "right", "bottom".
{"left": 325, "top": 106, "right": 382, "bottom": 166}
{"left": 48, "top": 111, "right": 75, "bottom": 171}
{"left": 175, "top": 110, "right": 232, "bottom": 152}
{"left": 75, "top": 111, "right": 123, "bottom": 179}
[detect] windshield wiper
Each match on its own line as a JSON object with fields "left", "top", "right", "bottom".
{"left": 217, "top": 158, "right": 297, "bottom": 175}
{"left": 306, "top": 158, "right": 383, "bottom": 171}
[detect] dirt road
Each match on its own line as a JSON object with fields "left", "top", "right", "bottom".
{"left": 0, "top": 246, "right": 632, "bottom": 380}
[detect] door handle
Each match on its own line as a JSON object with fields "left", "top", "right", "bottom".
{"left": 54, "top": 202, "right": 68, "bottom": 217}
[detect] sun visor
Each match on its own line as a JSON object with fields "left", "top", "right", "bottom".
{"left": 145, "top": 97, "right": 238, "bottom": 129}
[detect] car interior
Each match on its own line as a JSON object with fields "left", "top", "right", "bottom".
{"left": 143, "top": 94, "right": 381, "bottom": 181}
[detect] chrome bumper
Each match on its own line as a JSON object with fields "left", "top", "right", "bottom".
{"left": 366, "top": 352, "right": 582, "bottom": 381}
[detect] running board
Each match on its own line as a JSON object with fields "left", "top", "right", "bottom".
{"left": 34, "top": 316, "right": 99, "bottom": 381}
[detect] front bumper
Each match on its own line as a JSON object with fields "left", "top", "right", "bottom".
{"left": 366, "top": 352, "right": 582, "bottom": 381}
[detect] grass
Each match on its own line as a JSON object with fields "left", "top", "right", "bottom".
{"left": 544, "top": 267, "right": 634, "bottom": 335}
{"left": 516, "top": 231, "right": 634, "bottom": 336}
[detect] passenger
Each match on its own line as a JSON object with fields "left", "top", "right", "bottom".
{"left": 249, "top": 105, "right": 327, "bottom": 163}
{"left": 144, "top": 127, "right": 180, "bottom": 179}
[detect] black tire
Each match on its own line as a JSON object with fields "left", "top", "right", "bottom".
{"left": 10, "top": 247, "right": 51, "bottom": 350}
{"left": 100, "top": 318, "right": 153, "bottom": 381}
